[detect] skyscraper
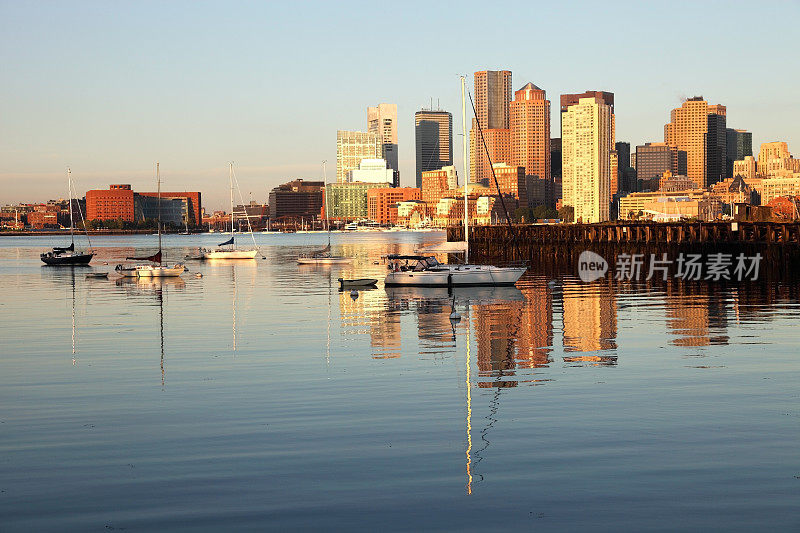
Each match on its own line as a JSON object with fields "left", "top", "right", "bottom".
{"left": 470, "top": 70, "right": 512, "bottom": 184}
{"left": 414, "top": 109, "right": 453, "bottom": 188}
{"left": 664, "top": 96, "right": 727, "bottom": 188}
{"left": 473, "top": 70, "right": 512, "bottom": 129}
{"left": 336, "top": 130, "right": 381, "bottom": 183}
{"left": 726, "top": 128, "right": 753, "bottom": 178}
{"left": 561, "top": 95, "right": 614, "bottom": 223}
{"left": 510, "top": 83, "right": 551, "bottom": 183}
{"left": 615, "top": 141, "right": 631, "bottom": 192}
{"left": 367, "top": 104, "right": 398, "bottom": 184}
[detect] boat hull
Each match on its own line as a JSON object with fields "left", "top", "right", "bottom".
{"left": 117, "top": 264, "right": 186, "bottom": 277}
{"left": 41, "top": 252, "right": 94, "bottom": 266}
{"left": 339, "top": 278, "right": 378, "bottom": 288}
{"left": 384, "top": 265, "right": 526, "bottom": 287}
{"left": 202, "top": 249, "right": 258, "bottom": 260}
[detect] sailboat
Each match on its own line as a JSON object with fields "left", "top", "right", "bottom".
{"left": 41, "top": 169, "right": 95, "bottom": 266}
{"left": 297, "top": 161, "right": 352, "bottom": 265}
{"left": 116, "top": 163, "right": 185, "bottom": 277}
{"left": 201, "top": 163, "right": 258, "bottom": 259}
{"left": 384, "top": 76, "right": 526, "bottom": 287}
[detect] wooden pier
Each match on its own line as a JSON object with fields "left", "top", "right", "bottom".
{"left": 448, "top": 221, "right": 800, "bottom": 279}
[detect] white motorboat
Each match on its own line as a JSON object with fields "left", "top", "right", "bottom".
{"left": 385, "top": 255, "right": 525, "bottom": 287}
{"left": 383, "top": 76, "right": 526, "bottom": 288}
{"left": 201, "top": 163, "right": 259, "bottom": 260}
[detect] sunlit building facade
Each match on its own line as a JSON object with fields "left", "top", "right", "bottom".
{"left": 336, "top": 130, "right": 381, "bottom": 183}
{"left": 561, "top": 96, "right": 614, "bottom": 223}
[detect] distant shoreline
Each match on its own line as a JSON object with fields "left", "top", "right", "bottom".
{"left": 0, "top": 230, "right": 198, "bottom": 237}
{"left": 0, "top": 228, "right": 446, "bottom": 237}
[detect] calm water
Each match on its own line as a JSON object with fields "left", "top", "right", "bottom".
{"left": 1, "top": 232, "right": 799, "bottom": 531}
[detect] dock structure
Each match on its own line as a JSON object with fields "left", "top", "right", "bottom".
{"left": 447, "top": 222, "right": 800, "bottom": 279}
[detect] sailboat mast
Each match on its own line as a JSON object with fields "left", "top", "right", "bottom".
{"left": 67, "top": 168, "right": 74, "bottom": 246}
{"left": 323, "top": 160, "right": 330, "bottom": 242}
{"left": 460, "top": 76, "right": 469, "bottom": 264}
{"left": 157, "top": 162, "right": 162, "bottom": 254}
{"left": 229, "top": 162, "right": 235, "bottom": 246}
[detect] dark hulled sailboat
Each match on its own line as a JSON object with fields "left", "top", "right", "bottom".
{"left": 41, "top": 169, "right": 95, "bottom": 266}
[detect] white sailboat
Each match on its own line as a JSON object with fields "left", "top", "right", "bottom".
{"left": 202, "top": 163, "right": 258, "bottom": 259}
{"left": 297, "top": 161, "right": 353, "bottom": 265}
{"left": 116, "top": 163, "right": 185, "bottom": 277}
{"left": 384, "top": 76, "right": 526, "bottom": 287}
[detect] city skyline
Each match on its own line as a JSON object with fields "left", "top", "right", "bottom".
{"left": 1, "top": 1, "right": 798, "bottom": 210}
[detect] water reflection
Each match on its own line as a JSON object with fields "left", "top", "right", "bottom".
{"left": 336, "top": 276, "right": 800, "bottom": 376}
{"left": 115, "top": 277, "right": 184, "bottom": 386}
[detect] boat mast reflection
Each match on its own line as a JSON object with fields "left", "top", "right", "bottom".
{"left": 70, "top": 268, "right": 77, "bottom": 366}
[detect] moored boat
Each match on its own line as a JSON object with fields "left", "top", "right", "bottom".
{"left": 382, "top": 77, "right": 527, "bottom": 288}
{"left": 41, "top": 169, "right": 95, "bottom": 266}
{"left": 115, "top": 163, "right": 185, "bottom": 278}
{"left": 201, "top": 163, "right": 259, "bottom": 260}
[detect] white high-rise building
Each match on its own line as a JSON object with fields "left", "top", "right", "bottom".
{"left": 336, "top": 130, "right": 381, "bottom": 183}
{"left": 562, "top": 96, "right": 614, "bottom": 223}
{"left": 367, "top": 103, "right": 398, "bottom": 183}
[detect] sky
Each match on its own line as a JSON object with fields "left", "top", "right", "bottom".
{"left": 1, "top": 0, "right": 799, "bottom": 211}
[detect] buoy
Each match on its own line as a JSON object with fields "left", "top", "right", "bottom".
{"left": 195, "top": 273, "right": 203, "bottom": 278}
{"left": 350, "top": 289, "right": 359, "bottom": 300}
{"left": 449, "top": 310, "right": 461, "bottom": 322}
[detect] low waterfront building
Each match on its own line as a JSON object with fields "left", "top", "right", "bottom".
{"left": 367, "top": 187, "right": 421, "bottom": 225}
{"left": 268, "top": 180, "right": 324, "bottom": 221}
{"left": 640, "top": 196, "right": 722, "bottom": 222}
{"left": 326, "top": 181, "right": 391, "bottom": 221}
{"left": 396, "top": 200, "right": 428, "bottom": 227}
{"left": 619, "top": 189, "right": 717, "bottom": 220}
{"left": 86, "top": 184, "right": 201, "bottom": 226}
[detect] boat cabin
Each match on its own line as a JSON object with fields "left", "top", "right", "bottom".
{"left": 385, "top": 254, "right": 443, "bottom": 272}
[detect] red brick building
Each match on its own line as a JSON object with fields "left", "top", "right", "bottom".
{"left": 367, "top": 187, "right": 421, "bottom": 225}
{"left": 420, "top": 169, "right": 452, "bottom": 216}
{"left": 85, "top": 185, "right": 201, "bottom": 225}
{"left": 86, "top": 184, "right": 135, "bottom": 222}
{"left": 27, "top": 210, "right": 59, "bottom": 229}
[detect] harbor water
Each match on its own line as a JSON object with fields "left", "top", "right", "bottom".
{"left": 1, "top": 231, "right": 799, "bottom": 531}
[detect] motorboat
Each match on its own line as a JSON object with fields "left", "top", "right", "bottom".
{"left": 384, "top": 255, "right": 525, "bottom": 287}
{"left": 382, "top": 77, "right": 527, "bottom": 288}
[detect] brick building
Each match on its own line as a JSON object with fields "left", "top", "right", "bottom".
{"left": 367, "top": 187, "right": 420, "bottom": 225}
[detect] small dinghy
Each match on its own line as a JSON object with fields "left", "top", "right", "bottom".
{"left": 338, "top": 278, "right": 378, "bottom": 289}
{"left": 86, "top": 272, "right": 108, "bottom": 279}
